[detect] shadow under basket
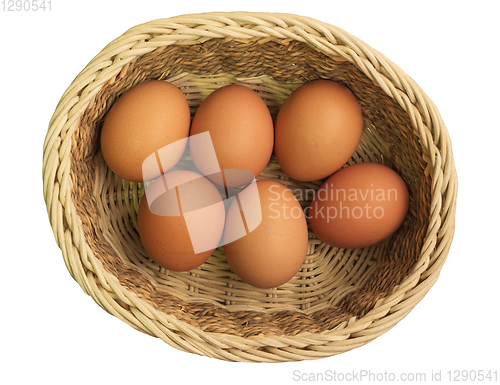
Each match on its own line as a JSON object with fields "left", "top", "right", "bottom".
{"left": 43, "top": 12, "right": 458, "bottom": 362}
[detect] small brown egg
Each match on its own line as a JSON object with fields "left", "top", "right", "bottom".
{"left": 137, "top": 170, "right": 225, "bottom": 271}
{"left": 223, "top": 180, "right": 308, "bottom": 289}
{"left": 309, "top": 162, "right": 409, "bottom": 249}
{"left": 100, "top": 80, "right": 191, "bottom": 183}
{"left": 189, "top": 85, "right": 274, "bottom": 187}
{"left": 275, "top": 80, "right": 364, "bottom": 182}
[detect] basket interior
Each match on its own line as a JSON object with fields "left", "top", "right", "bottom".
{"left": 72, "top": 38, "right": 431, "bottom": 337}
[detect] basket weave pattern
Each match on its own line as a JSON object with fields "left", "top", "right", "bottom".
{"left": 43, "top": 12, "right": 457, "bottom": 362}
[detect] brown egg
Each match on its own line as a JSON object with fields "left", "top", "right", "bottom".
{"left": 223, "top": 180, "right": 308, "bottom": 289}
{"left": 275, "top": 80, "right": 364, "bottom": 182}
{"left": 137, "top": 170, "right": 225, "bottom": 271}
{"left": 100, "top": 80, "right": 191, "bottom": 183}
{"left": 309, "top": 162, "right": 409, "bottom": 249}
{"left": 189, "top": 85, "right": 274, "bottom": 187}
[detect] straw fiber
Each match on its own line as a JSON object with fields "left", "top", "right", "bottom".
{"left": 42, "top": 12, "right": 457, "bottom": 362}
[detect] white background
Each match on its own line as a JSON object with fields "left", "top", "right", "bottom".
{"left": 1, "top": 1, "right": 499, "bottom": 384}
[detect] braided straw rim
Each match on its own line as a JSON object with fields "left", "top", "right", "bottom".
{"left": 42, "top": 12, "right": 457, "bottom": 362}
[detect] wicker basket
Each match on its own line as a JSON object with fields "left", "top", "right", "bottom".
{"left": 42, "top": 12, "right": 457, "bottom": 362}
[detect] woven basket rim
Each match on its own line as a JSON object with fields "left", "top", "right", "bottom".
{"left": 42, "top": 11, "right": 458, "bottom": 363}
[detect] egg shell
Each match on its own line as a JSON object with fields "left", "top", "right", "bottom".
{"left": 189, "top": 85, "right": 274, "bottom": 187}
{"left": 137, "top": 170, "right": 225, "bottom": 271}
{"left": 309, "top": 162, "right": 409, "bottom": 249}
{"left": 275, "top": 80, "right": 364, "bottom": 182}
{"left": 223, "top": 180, "right": 308, "bottom": 289}
{"left": 100, "top": 80, "right": 191, "bottom": 183}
